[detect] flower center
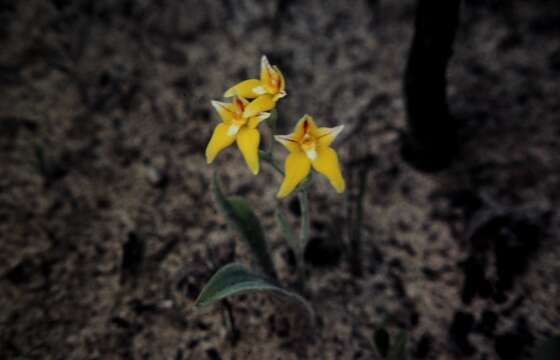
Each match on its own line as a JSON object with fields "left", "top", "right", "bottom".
{"left": 227, "top": 113, "right": 247, "bottom": 136}
{"left": 300, "top": 134, "right": 317, "bottom": 160}
{"left": 300, "top": 134, "right": 314, "bottom": 148}
{"left": 232, "top": 115, "right": 246, "bottom": 126}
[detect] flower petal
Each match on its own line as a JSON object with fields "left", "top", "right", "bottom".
{"left": 311, "top": 147, "right": 345, "bottom": 193}
{"left": 224, "top": 79, "right": 263, "bottom": 98}
{"left": 315, "top": 125, "right": 344, "bottom": 148}
{"left": 205, "top": 123, "right": 236, "bottom": 164}
{"left": 293, "top": 114, "right": 318, "bottom": 140}
{"left": 272, "top": 91, "right": 287, "bottom": 102}
{"left": 243, "top": 94, "right": 275, "bottom": 118}
{"left": 211, "top": 100, "right": 235, "bottom": 123}
{"left": 227, "top": 123, "right": 241, "bottom": 136}
{"left": 304, "top": 148, "right": 317, "bottom": 161}
{"left": 273, "top": 65, "right": 286, "bottom": 93}
{"left": 248, "top": 112, "right": 270, "bottom": 129}
{"left": 252, "top": 86, "right": 267, "bottom": 95}
{"left": 274, "top": 134, "right": 300, "bottom": 153}
{"left": 260, "top": 55, "right": 274, "bottom": 86}
{"left": 277, "top": 151, "right": 311, "bottom": 198}
{"left": 236, "top": 127, "right": 261, "bottom": 175}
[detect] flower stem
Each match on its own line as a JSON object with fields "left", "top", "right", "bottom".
{"left": 266, "top": 109, "right": 277, "bottom": 157}
{"left": 259, "top": 150, "right": 284, "bottom": 176}
{"left": 296, "top": 178, "right": 311, "bottom": 293}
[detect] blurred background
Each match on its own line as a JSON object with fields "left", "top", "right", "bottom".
{"left": 1, "top": 0, "right": 559, "bottom": 359}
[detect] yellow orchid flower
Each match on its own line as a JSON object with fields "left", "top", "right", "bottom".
{"left": 224, "top": 55, "right": 287, "bottom": 119}
{"left": 205, "top": 96, "right": 270, "bottom": 175}
{"left": 274, "top": 115, "right": 345, "bottom": 198}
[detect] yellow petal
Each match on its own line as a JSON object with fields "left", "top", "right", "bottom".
{"left": 311, "top": 147, "right": 345, "bottom": 193}
{"left": 224, "top": 79, "right": 263, "bottom": 98}
{"left": 205, "top": 123, "right": 236, "bottom": 164}
{"left": 226, "top": 123, "right": 241, "bottom": 136}
{"left": 274, "top": 134, "right": 300, "bottom": 153}
{"left": 260, "top": 55, "right": 274, "bottom": 86}
{"left": 252, "top": 85, "right": 267, "bottom": 95}
{"left": 304, "top": 148, "right": 317, "bottom": 161}
{"left": 316, "top": 125, "right": 344, "bottom": 148}
{"left": 248, "top": 112, "right": 270, "bottom": 129}
{"left": 272, "top": 91, "right": 287, "bottom": 102}
{"left": 277, "top": 151, "right": 311, "bottom": 198}
{"left": 293, "top": 114, "right": 318, "bottom": 140}
{"left": 236, "top": 127, "right": 261, "bottom": 175}
{"left": 211, "top": 100, "right": 235, "bottom": 123}
{"left": 273, "top": 65, "right": 286, "bottom": 94}
{"left": 243, "top": 95, "right": 275, "bottom": 118}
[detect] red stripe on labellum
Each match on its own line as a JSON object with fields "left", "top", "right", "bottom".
{"left": 235, "top": 98, "right": 245, "bottom": 111}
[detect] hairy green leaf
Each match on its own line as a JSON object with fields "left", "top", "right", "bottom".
{"left": 212, "top": 173, "right": 277, "bottom": 279}
{"left": 194, "top": 263, "right": 314, "bottom": 323}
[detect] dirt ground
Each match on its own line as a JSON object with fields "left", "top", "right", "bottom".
{"left": 1, "top": 0, "right": 559, "bottom": 359}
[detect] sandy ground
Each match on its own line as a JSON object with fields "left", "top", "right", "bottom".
{"left": 1, "top": 0, "right": 559, "bottom": 359}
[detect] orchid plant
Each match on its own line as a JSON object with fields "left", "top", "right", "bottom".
{"left": 195, "top": 55, "right": 346, "bottom": 335}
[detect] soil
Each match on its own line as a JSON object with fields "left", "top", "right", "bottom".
{"left": 1, "top": 0, "right": 559, "bottom": 359}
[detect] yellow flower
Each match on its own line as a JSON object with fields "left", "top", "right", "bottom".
{"left": 205, "top": 96, "right": 270, "bottom": 175}
{"left": 274, "top": 115, "right": 345, "bottom": 198}
{"left": 224, "top": 55, "right": 287, "bottom": 119}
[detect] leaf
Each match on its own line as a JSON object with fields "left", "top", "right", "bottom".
{"left": 534, "top": 336, "right": 560, "bottom": 360}
{"left": 374, "top": 328, "right": 390, "bottom": 358}
{"left": 194, "top": 263, "right": 314, "bottom": 323}
{"left": 212, "top": 173, "right": 277, "bottom": 279}
{"left": 275, "top": 207, "right": 298, "bottom": 254}
{"left": 388, "top": 331, "right": 408, "bottom": 360}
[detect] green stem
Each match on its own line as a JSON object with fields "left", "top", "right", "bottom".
{"left": 266, "top": 109, "right": 277, "bottom": 156}
{"left": 259, "top": 150, "right": 284, "bottom": 176}
{"left": 260, "top": 109, "right": 283, "bottom": 175}
{"left": 296, "top": 179, "right": 311, "bottom": 292}
{"left": 299, "top": 188, "right": 310, "bottom": 247}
